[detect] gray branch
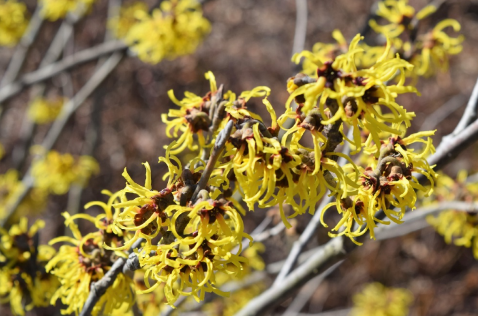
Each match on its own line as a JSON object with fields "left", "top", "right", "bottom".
{"left": 192, "top": 119, "right": 234, "bottom": 201}
{"left": 0, "top": 52, "right": 123, "bottom": 228}
{"left": 79, "top": 238, "right": 144, "bottom": 316}
{"left": 0, "top": 40, "right": 127, "bottom": 104}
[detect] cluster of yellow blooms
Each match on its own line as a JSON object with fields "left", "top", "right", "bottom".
{"left": 39, "top": 0, "right": 95, "bottom": 21}
{"left": 113, "top": 0, "right": 211, "bottom": 64}
{"left": 31, "top": 150, "right": 99, "bottom": 195}
{"left": 0, "top": 0, "right": 28, "bottom": 46}
{"left": 300, "top": 0, "right": 463, "bottom": 79}
{"left": 27, "top": 97, "right": 65, "bottom": 124}
{"left": 351, "top": 282, "right": 413, "bottom": 316}
{"left": 425, "top": 171, "right": 478, "bottom": 258}
{"left": 0, "top": 0, "right": 467, "bottom": 314}
{"left": 0, "top": 170, "right": 47, "bottom": 222}
{"left": 0, "top": 218, "right": 58, "bottom": 316}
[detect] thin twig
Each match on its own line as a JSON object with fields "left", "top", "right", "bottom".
{"left": 376, "top": 201, "right": 478, "bottom": 240}
{"left": 0, "top": 53, "right": 123, "bottom": 228}
{"left": 79, "top": 238, "right": 144, "bottom": 316}
{"left": 12, "top": 20, "right": 78, "bottom": 169}
{"left": 0, "top": 6, "right": 43, "bottom": 88}
{"left": 421, "top": 117, "right": 478, "bottom": 179}
{"left": 420, "top": 94, "right": 467, "bottom": 131}
{"left": 192, "top": 119, "right": 234, "bottom": 201}
{"left": 0, "top": 40, "right": 128, "bottom": 104}
{"left": 235, "top": 246, "right": 345, "bottom": 316}
{"left": 282, "top": 274, "right": 324, "bottom": 316}
{"left": 292, "top": 0, "right": 308, "bottom": 72}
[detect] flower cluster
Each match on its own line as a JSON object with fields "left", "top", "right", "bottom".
{"left": 39, "top": 0, "right": 96, "bottom": 21}
{"left": 298, "top": 0, "right": 463, "bottom": 79}
{"left": 0, "top": 218, "right": 58, "bottom": 316}
{"left": 104, "top": 151, "right": 251, "bottom": 305}
{"left": 46, "top": 212, "right": 134, "bottom": 315}
{"left": 124, "top": 0, "right": 210, "bottom": 64}
{"left": 109, "top": 2, "right": 148, "bottom": 39}
{"left": 0, "top": 170, "right": 47, "bottom": 222}
{"left": 27, "top": 97, "right": 65, "bottom": 124}
{"left": 0, "top": 0, "right": 28, "bottom": 46}
{"left": 425, "top": 172, "right": 478, "bottom": 258}
{"left": 31, "top": 150, "right": 99, "bottom": 195}
{"left": 351, "top": 282, "right": 413, "bottom": 316}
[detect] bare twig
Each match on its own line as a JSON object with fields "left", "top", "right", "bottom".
{"left": 0, "top": 6, "right": 43, "bottom": 88}
{"left": 79, "top": 238, "right": 144, "bottom": 316}
{"left": 282, "top": 273, "right": 324, "bottom": 316}
{"left": 236, "top": 246, "right": 345, "bottom": 316}
{"left": 12, "top": 20, "right": 78, "bottom": 169}
{"left": 1, "top": 53, "right": 123, "bottom": 228}
{"left": 0, "top": 40, "right": 128, "bottom": 104}
{"left": 192, "top": 119, "right": 234, "bottom": 201}
{"left": 421, "top": 117, "right": 478, "bottom": 178}
{"left": 376, "top": 201, "right": 478, "bottom": 240}
{"left": 445, "top": 77, "right": 478, "bottom": 137}
{"left": 420, "top": 94, "right": 467, "bottom": 131}
{"left": 292, "top": 0, "right": 308, "bottom": 57}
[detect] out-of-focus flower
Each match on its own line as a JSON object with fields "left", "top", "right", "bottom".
{"left": 109, "top": 2, "right": 148, "bottom": 39}
{"left": 0, "top": 170, "right": 47, "bottom": 221}
{"left": 369, "top": 0, "right": 436, "bottom": 39}
{"left": 31, "top": 150, "right": 99, "bottom": 195}
{"left": 0, "top": 0, "right": 28, "bottom": 46}
{"left": 27, "top": 97, "right": 65, "bottom": 124}
{"left": 412, "top": 19, "right": 464, "bottom": 77}
{"left": 0, "top": 218, "right": 58, "bottom": 316}
{"left": 125, "top": 0, "right": 210, "bottom": 64}
{"left": 46, "top": 213, "right": 134, "bottom": 315}
{"left": 39, "top": 0, "right": 95, "bottom": 21}
{"left": 425, "top": 171, "right": 478, "bottom": 258}
{"left": 351, "top": 282, "right": 413, "bottom": 316}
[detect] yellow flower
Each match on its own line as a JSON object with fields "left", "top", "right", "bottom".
{"left": 46, "top": 213, "right": 134, "bottom": 315}
{"left": 412, "top": 19, "right": 464, "bottom": 77}
{"left": 0, "top": 0, "right": 28, "bottom": 46}
{"left": 322, "top": 131, "right": 436, "bottom": 244}
{"left": 286, "top": 34, "right": 417, "bottom": 154}
{"left": 0, "top": 170, "right": 47, "bottom": 221}
{"left": 125, "top": 0, "right": 210, "bottom": 64}
{"left": 369, "top": 0, "right": 435, "bottom": 39}
{"left": 351, "top": 282, "right": 413, "bottom": 316}
{"left": 0, "top": 218, "right": 58, "bottom": 316}
{"left": 162, "top": 71, "right": 219, "bottom": 155}
{"left": 425, "top": 171, "right": 478, "bottom": 258}
{"left": 27, "top": 96, "right": 65, "bottom": 124}
{"left": 109, "top": 2, "right": 148, "bottom": 39}
{"left": 31, "top": 150, "right": 99, "bottom": 195}
{"left": 39, "top": 0, "right": 95, "bottom": 21}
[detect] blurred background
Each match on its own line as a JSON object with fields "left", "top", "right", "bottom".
{"left": 1, "top": 0, "right": 478, "bottom": 315}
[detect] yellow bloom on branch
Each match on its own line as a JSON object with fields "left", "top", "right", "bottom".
{"left": 27, "top": 97, "right": 65, "bottom": 124}
{"left": 0, "top": 0, "right": 28, "bottom": 47}
{"left": 109, "top": 2, "right": 148, "bottom": 39}
{"left": 351, "top": 282, "right": 413, "bottom": 316}
{"left": 31, "top": 150, "right": 99, "bottom": 195}
{"left": 0, "top": 218, "right": 58, "bottom": 316}
{"left": 40, "top": 0, "right": 95, "bottom": 21}
{"left": 125, "top": 0, "right": 210, "bottom": 64}
{"left": 46, "top": 213, "right": 134, "bottom": 315}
